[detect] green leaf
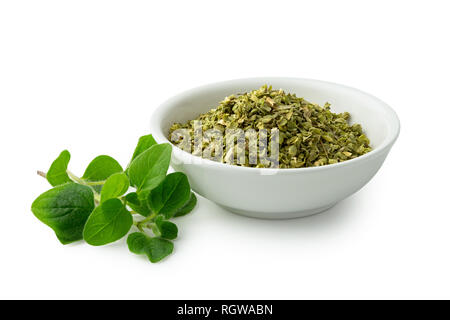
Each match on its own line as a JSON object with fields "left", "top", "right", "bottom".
{"left": 127, "top": 232, "right": 174, "bottom": 263}
{"left": 130, "top": 134, "right": 157, "bottom": 163}
{"left": 147, "top": 237, "right": 174, "bottom": 263}
{"left": 31, "top": 183, "right": 95, "bottom": 244}
{"left": 46, "top": 150, "right": 71, "bottom": 187}
{"left": 100, "top": 172, "right": 129, "bottom": 203}
{"left": 82, "top": 155, "right": 123, "bottom": 182}
{"left": 173, "top": 192, "right": 197, "bottom": 218}
{"left": 124, "top": 192, "right": 151, "bottom": 217}
{"left": 128, "top": 143, "right": 172, "bottom": 194}
{"left": 83, "top": 198, "right": 133, "bottom": 246}
{"left": 127, "top": 232, "right": 149, "bottom": 255}
{"left": 154, "top": 215, "right": 178, "bottom": 240}
{"left": 148, "top": 172, "right": 191, "bottom": 219}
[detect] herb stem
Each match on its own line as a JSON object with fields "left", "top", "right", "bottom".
{"left": 144, "top": 222, "right": 155, "bottom": 230}
{"left": 67, "top": 170, "right": 101, "bottom": 201}
{"left": 133, "top": 220, "right": 145, "bottom": 232}
{"left": 134, "top": 213, "right": 157, "bottom": 231}
{"left": 86, "top": 180, "right": 106, "bottom": 186}
{"left": 66, "top": 170, "right": 85, "bottom": 185}
{"left": 140, "top": 213, "right": 157, "bottom": 224}
{"left": 37, "top": 170, "right": 47, "bottom": 178}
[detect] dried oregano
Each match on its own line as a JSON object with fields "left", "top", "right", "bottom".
{"left": 169, "top": 85, "right": 372, "bottom": 168}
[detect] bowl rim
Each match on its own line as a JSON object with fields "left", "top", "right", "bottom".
{"left": 150, "top": 77, "right": 400, "bottom": 174}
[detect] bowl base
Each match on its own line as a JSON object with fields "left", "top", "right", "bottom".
{"left": 218, "top": 203, "right": 337, "bottom": 220}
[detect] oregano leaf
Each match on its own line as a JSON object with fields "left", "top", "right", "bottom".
{"left": 127, "top": 232, "right": 149, "bottom": 255}
{"left": 83, "top": 198, "right": 132, "bottom": 246}
{"left": 100, "top": 172, "right": 129, "bottom": 203}
{"left": 130, "top": 134, "right": 157, "bottom": 163}
{"left": 173, "top": 192, "right": 197, "bottom": 218}
{"left": 127, "top": 232, "right": 174, "bottom": 263}
{"left": 46, "top": 150, "right": 71, "bottom": 187}
{"left": 154, "top": 215, "right": 178, "bottom": 240}
{"left": 128, "top": 143, "right": 171, "bottom": 194}
{"left": 124, "top": 192, "right": 151, "bottom": 217}
{"left": 82, "top": 155, "right": 123, "bottom": 183}
{"left": 147, "top": 237, "right": 174, "bottom": 263}
{"left": 148, "top": 172, "right": 191, "bottom": 219}
{"left": 31, "top": 183, "right": 95, "bottom": 244}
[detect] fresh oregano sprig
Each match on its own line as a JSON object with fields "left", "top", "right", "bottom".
{"left": 31, "top": 134, "right": 197, "bottom": 263}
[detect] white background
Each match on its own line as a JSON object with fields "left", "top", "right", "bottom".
{"left": 1, "top": 0, "right": 449, "bottom": 299}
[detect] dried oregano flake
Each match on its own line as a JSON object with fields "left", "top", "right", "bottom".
{"left": 169, "top": 85, "right": 372, "bottom": 168}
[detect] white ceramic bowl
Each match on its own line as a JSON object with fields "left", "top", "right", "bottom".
{"left": 151, "top": 78, "right": 400, "bottom": 219}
